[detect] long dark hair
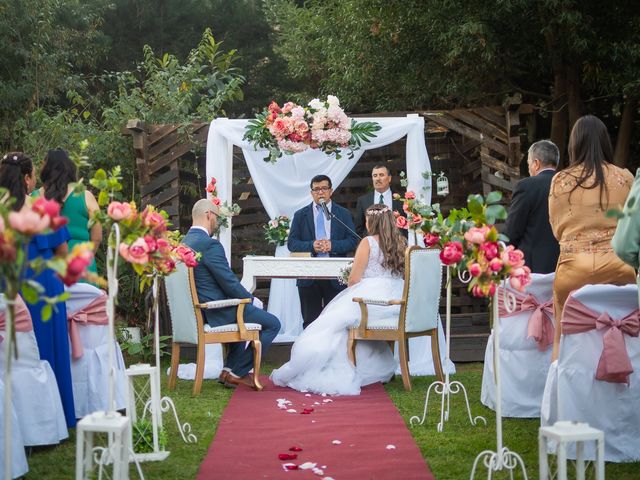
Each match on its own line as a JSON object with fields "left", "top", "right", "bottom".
{"left": 0, "top": 152, "right": 33, "bottom": 211}
{"left": 567, "top": 115, "right": 613, "bottom": 208}
{"left": 41, "top": 149, "right": 77, "bottom": 204}
{"left": 366, "top": 204, "right": 407, "bottom": 276}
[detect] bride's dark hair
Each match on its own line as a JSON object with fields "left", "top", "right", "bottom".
{"left": 366, "top": 204, "right": 406, "bottom": 277}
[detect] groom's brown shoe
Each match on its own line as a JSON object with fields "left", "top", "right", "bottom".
{"left": 218, "top": 370, "right": 230, "bottom": 385}
{"left": 224, "top": 373, "right": 262, "bottom": 391}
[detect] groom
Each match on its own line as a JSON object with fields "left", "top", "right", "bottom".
{"left": 288, "top": 175, "right": 359, "bottom": 328}
{"left": 183, "top": 199, "right": 280, "bottom": 389}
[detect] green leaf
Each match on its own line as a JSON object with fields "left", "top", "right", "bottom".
{"left": 486, "top": 204, "right": 507, "bottom": 221}
{"left": 41, "top": 304, "right": 52, "bottom": 322}
{"left": 98, "top": 190, "right": 109, "bottom": 207}
{"left": 486, "top": 190, "right": 502, "bottom": 204}
{"left": 627, "top": 196, "right": 636, "bottom": 209}
{"left": 21, "top": 282, "right": 39, "bottom": 304}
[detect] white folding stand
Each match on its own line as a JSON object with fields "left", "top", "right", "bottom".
{"left": 410, "top": 267, "right": 486, "bottom": 432}
{"left": 470, "top": 286, "right": 527, "bottom": 479}
{"left": 126, "top": 275, "right": 196, "bottom": 462}
{"left": 75, "top": 224, "right": 144, "bottom": 480}
{"left": 3, "top": 297, "right": 16, "bottom": 480}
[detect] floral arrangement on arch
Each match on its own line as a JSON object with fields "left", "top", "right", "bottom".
{"left": 394, "top": 190, "right": 531, "bottom": 298}
{"left": 337, "top": 261, "right": 353, "bottom": 286}
{"left": 90, "top": 166, "right": 199, "bottom": 291}
{"left": 243, "top": 95, "right": 381, "bottom": 163}
{"left": 206, "top": 177, "right": 241, "bottom": 232}
{"left": 264, "top": 215, "right": 290, "bottom": 246}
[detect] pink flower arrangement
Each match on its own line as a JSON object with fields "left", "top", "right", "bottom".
{"left": 205, "top": 177, "right": 241, "bottom": 232}
{"left": 59, "top": 243, "right": 95, "bottom": 286}
{"left": 244, "top": 96, "right": 380, "bottom": 163}
{"left": 107, "top": 201, "right": 134, "bottom": 221}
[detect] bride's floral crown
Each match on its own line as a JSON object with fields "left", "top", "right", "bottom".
{"left": 367, "top": 206, "right": 390, "bottom": 216}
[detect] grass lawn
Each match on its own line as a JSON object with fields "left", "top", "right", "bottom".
{"left": 23, "top": 362, "right": 640, "bottom": 479}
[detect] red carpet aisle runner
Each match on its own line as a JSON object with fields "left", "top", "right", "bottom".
{"left": 197, "top": 378, "right": 434, "bottom": 480}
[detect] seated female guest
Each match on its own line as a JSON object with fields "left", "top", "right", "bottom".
{"left": 36, "top": 149, "right": 101, "bottom": 275}
{"left": 549, "top": 115, "right": 636, "bottom": 360}
{"left": 0, "top": 151, "right": 76, "bottom": 428}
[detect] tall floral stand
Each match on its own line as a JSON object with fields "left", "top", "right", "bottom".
{"left": 126, "top": 274, "right": 196, "bottom": 462}
{"left": 410, "top": 267, "right": 486, "bottom": 432}
{"left": 75, "top": 225, "right": 144, "bottom": 480}
{"left": 470, "top": 287, "right": 528, "bottom": 479}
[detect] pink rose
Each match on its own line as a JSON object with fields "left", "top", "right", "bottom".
{"left": 60, "top": 256, "right": 91, "bottom": 286}
{"left": 402, "top": 202, "right": 410, "bottom": 214}
{"left": 294, "top": 119, "right": 309, "bottom": 134}
{"left": 471, "top": 284, "right": 484, "bottom": 297}
{"left": 107, "top": 201, "right": 133, "bottom": 221}
{"left": 268, "top": 101, "right": 282, "bottom": 114}
{"left": 424, "top": 232, "right": 440, "bottom": 247}
{"left": 411, "top": 213, "right": 422, "bottom": 226}
{"left": 206, "top": 178, "right": 217, "bottom": 193}
{"left": 405, "top": 191, "right": 416, "bottom": 200}
{"left": 119, "top": 238, "right": 150, "bottom": 265}
{"left": 489, "top": 257, "right": 503, "bottom": 272}
{"left": 142, "top": 209, "right": 166, "bottom": 231}
{"left": 32, "top": 197, "right": 61, "bottom": 219}
{"left": 468, "top": 262, "right": 482, "bottom": 277}
{"left": 8, "top": 210, "right": 49, "bottom": 235}
{"left": 144, "top": 235, "right": 158, "bottom": 252}
{"left": 501, "top": 245, "right": 525, "bottom": 268}
{"left": 396, "top": 216, "right": 408, "bottom": 229}
{"left": 156, "top": 237, "right": 171, "bottom": 253}
{"left": 211, "top": 197, "right": 221, "bottom": 206}
{"left": 509, "top": 266, "right": 532, "bottom": 291}
{"left": 439, "top": 241, "right": 463, "bottom": 266}
{"left": 479, "top": 241, "right": 499, "bottom": 260}
{"left": 464, "top": 226, "right": 490, "bottom": 244}
{"left": 176, "top": 245, "right": 198, "bottom": 267}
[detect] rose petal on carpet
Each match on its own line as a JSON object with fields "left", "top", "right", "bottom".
{"left": 197, "top": 377, "right": 434, "bottom": 479}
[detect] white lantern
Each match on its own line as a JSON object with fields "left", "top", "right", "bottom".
{"left": 436, "top": 173, "right": 449, "bottom": 197}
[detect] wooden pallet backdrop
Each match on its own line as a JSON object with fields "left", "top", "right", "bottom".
{"left": 125, "top": 103, "right": 534, "bottom": 362}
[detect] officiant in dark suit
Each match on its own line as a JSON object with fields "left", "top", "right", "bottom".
{"left": 288, "top": 175, "right": 359, "bottom": 328}
{"left": 354, "top": 165, "right": 405, "bottom": 237}
{"left": 183, "top": 199, "right": 280, "bottom": 389}
{"left": 504, "top": 139, "right": 560, "bottom": 274}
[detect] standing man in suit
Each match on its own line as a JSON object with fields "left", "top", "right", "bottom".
{"left": 354, "top": 164, "right": 405, "bottom": 237}
{"left": 183, "top": 199, "right": 280, "bottom": 389}
{"left": 288, "top": 175, "right": 359, "bottom": 328}
{"left": 504, "top": 139, "right": 560, "bottom": 273}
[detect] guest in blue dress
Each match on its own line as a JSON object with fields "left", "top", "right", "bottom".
{"left": 0, "top": 151, "right": 76, "bottom": 429}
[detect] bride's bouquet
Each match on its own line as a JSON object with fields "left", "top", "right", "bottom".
{"left": 337, "top": 261, "right": 353, "bottom": 286}
{"left": 244, "top": 95, "right": 381, "bottom": 163}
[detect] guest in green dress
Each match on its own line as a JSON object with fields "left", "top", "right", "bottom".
{"left": 36, "top": 149, "right": 102, "bottom": 274}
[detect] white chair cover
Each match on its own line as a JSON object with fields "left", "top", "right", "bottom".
{"left": 481, "top": 273, "right": 555, "bottom": 417}
{"left": 0, "top": 377, "right": 29, "bottom": 479}
{"left": 0, "top": 297, "right": 68, "bottom": 446}
{"left": 65, "top": 283, "right": 127, "bottom": 418}
{"left": 541, "top": 283, "right": 640, "bottom": 462}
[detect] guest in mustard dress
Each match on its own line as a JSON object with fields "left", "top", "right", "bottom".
{"left": 37, "top": 149, "right": 102, "bottom": 274}
{"left": 549, "top": 115, "right": 636, "bottom": 360}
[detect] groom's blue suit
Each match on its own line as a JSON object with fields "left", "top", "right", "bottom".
{"left": 183, "top": 227, "right": 280, "bottom": 377}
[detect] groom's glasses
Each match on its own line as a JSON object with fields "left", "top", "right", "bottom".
{"left": 311, "top": 186, "right": 331, "bottom": 192}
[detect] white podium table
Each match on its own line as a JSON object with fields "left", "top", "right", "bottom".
{"left": 240, "top": 255, "right": 353, "bottom": 293}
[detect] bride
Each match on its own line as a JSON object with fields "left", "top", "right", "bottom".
{"left": 271, "top": 204, "right": 407, "bottom": 395}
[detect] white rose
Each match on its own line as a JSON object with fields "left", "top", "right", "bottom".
{"left": 327, "top": 95, "right": 340, "bottom": 107}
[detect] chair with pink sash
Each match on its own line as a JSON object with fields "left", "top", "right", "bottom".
{"left": 481, "top": 272, "right": 555, "bottom": 418}
{"left": 0, "top": 376, "right": 29, "bottom": 479}
{"left": 0, "top": 295, "right": 68, "bottom": 446}
{"left": 541, "top": 283, "right": 640, "bottom": 462}
{"left": 66, "top": 283, "right": 127, "bottom": 419}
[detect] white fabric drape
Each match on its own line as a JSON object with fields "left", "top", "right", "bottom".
{"left": 206, "top": 115, "right": 431, "bottom": 342}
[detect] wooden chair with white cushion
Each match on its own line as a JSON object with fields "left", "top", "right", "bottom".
{"left": 165, "top": 262, "right": 263, "bottom": 395}
{"left": 348, "top": 246, "right": 444, "bottom": 391}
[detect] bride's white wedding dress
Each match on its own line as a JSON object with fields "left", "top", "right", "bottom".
{"left": 271, "top": 236, "right": 403, "bottom": 395}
